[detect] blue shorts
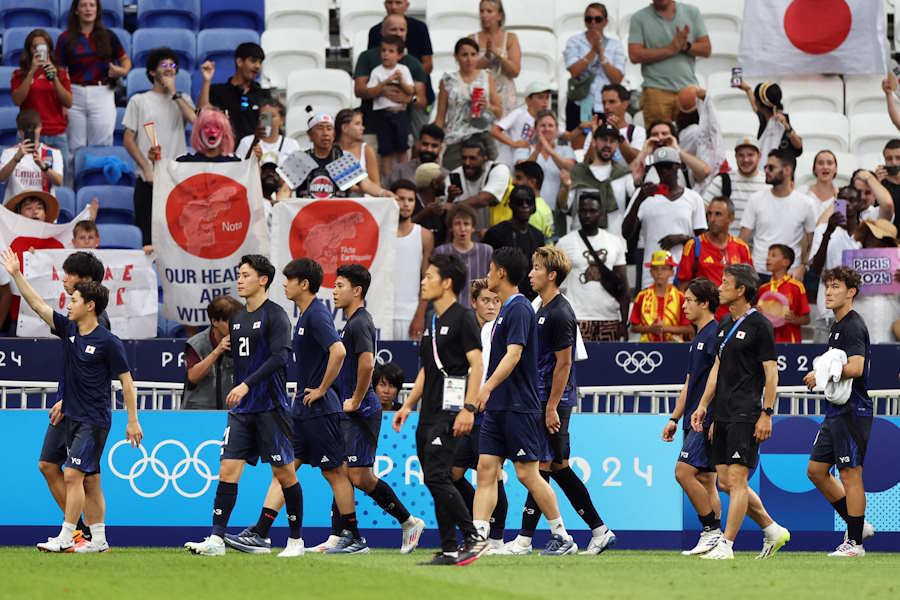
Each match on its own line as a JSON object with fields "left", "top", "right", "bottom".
{"left": 342, "top": 412, "right": 382, "bottom": 468}
{"left": 39, "top": 418, "right": 68, "bottom": 465}
{"left": 293, "top": 412, "right": 345, "bottom": 470}
{"left": 66, "top": 419, "right": 109, "bottom": 475}
{"left": 678, "top": 428, "right": 715, "bottom": 472}
{"left": 545, "top": 406, "right": 572, "bottom": 464}
{"left": 479, "top": 410, "right": 548, "bottom": 463}
{"left": 220, "top": 409, "right": 294, "bottom": 467}
{"left": 810, "top": 414, "right": 872, "bottom": 470}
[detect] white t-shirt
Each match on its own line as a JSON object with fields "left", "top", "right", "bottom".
{"left": 567, "top": 163, "right": 636, "bottom": 237}
{"left": 556, "top": 228, "right": 627, "bottom": 321}
{"left": 854, "top": 294, "right": 900, "bottom": 344}
{"left": 368, "top": 63, "right": 414, "bottom": 111}
{"left": 702, "top": 169, "right": 768, "bottom": 236}
{"left": 480, "top": 320, "right": 493, "bottom": 384}
{"left": 809, "top": 223, "right": 860, "bottom": 321}
{"left": 122, "top": 89, "right": 194, "bottom": 181}
{"left": 1, "top": 144, "right": 63, "bottom": 202}
{"left": 635, "top": 188, "right": 707, "bottom": 284}
{"left": 235, "top": 134, "right": 301, "bottom": 167}
{"left": 452, "top": 161, "right": 511, "bottom": 231}
{"left": 740, "top": 189, "right": 816, "bottom": 274}
{"left": 797, "top": 184, "right": 835, "bottom": 221}
{"left": 495, "top": 106, "right": 535, "bottom": 168}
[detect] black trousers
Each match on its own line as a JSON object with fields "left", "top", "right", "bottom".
{"left": 416, "top": 414, "right": 477, "bottom": 552}
{"left": 133, "top": 177, "right": 153, "bottom": 246}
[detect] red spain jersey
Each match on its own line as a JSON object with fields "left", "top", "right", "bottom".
{"left": 755, "top": 275, "right": 810, "bottom": 343}
{"left": 677, "top": 234, "right": 752, "bottom": 320}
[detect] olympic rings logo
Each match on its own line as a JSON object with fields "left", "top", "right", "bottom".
{"left": 107, "top": 439, "right": 222, "bottom": 499}
{"left": 615, "top": 350, "right": 663, "bottom": 374}
{"left": 375, "top": 348, "right": 393, "bottom": 365}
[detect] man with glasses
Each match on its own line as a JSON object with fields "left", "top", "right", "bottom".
{"left": 198, "top": 43, "right": 271, "bottom": 141}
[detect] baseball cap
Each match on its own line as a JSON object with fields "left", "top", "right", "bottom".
{"left": 525, "top": 81, "right": 552, "bottom": 97}
{"left": 593, "top": 123, "right": 620, "bottom": 139}
{"left": 306, "top": 112, "right": 334, "bottom": 129}
{"left": 644, "top": 250, "right": 677, "bottom": 268}
{"left": 735, "top": 137, "right": 760, "bottom": 152}
{"left": 650, "top": 146, "right": 681, "bottom": 166}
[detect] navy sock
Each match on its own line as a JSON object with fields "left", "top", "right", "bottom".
{"left": 77, "top": 516, "right": 91, "bottom": 540}
{"left": 368, "top": 478, "right": 411, "bottom": 524}
{"left": 699, "top": 511, "right": 720, "bottom": 531}
{"left": 847, "top": 515, "right": 864, "bottom": 545}
{"left": 340, "top": 512, "right": 361, "bottom": 540}
{"left": 520, "top": 471, "right": 551, "bottom": 537}
{"left": 490, "top": 480, "right": 507, "bottom": 540}
{"left": 831, "top": 497, "right": 849, "bottom": 524}
{"left": 330, "top": 499, "right": 341, "bottom": 536}
{"left": 252, "top": 507, "right": 279, "bottom": 538}
{"left": 551, "top": 466, "right": 604, "bottom": 530}
{"left": 282, "top": 483, "right": 303, "bottom": 539}
{"left": 211, "top": 481, "right": 238, "bottom": 538}
{"left": 453, "top": 477, "right": 476, "bottom": 515}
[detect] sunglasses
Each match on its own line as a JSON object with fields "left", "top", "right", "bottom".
{"left": 158, "top": 61, "right": 177, "bottom": 69}
{"left": 584, "top": 15, "right": 607, "bottom": 23}
{"left": 763, "top": 164, "right": 779, "bottom": 171}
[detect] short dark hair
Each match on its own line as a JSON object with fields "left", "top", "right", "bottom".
{"left": 461, "top": 136, "right": 487, "bottom": 156}
{"left": 585, "top": 2, "right": 608, "bottom": 17}
{"left": 73, "top": 220, "right": 99, "bottom": 238}
{"left": 235, "top": 42, "right": 265, "bottom": 62}
{"left": 390, "top": 178, "right": 417, "bottom": 195}
{"left": 336, "top": 264, "right": 372, "bottom": 298}
{"left": 145, "top": 46, "right": 178, "bottom": 83}
{"left": 449, "top": 202, "right": 477, "bottom": 225}
{"left": 724, "top": 263, "right": 759, "bottom": 302}
{"left": 381, "top": 34, "right": 405, "bottom": 53}
{"left": 601, "top": 83, "right": 629, "bottom": 102}
{"left": 239, "top": 254, "right": 276, "bottom": 290}
{"left": 374, "top": 361, "right": 404, "bottom": 390}
{"left": 282, "top": 258, "right": 323, "bottom": 293}
{"left": 420, "top": 123, "right": 445, "bottom": 141}
{"left": 16, "top": 108, "right": 41, "bottom": 131}
{"left": 491, "top": 246, "right": 528, "bottom": 287}
{"left": 687, "top": 278, "right": 720, "bottom": 314}
{"left": 62, "top": 251, "right": 104, "bottom": 282}
{"left": 428, "top": 253, "right": 468, "bottom": 296}
{"left": 207, "top": 295, "right": 242, "bottom": 322}
{"left": 883, "top": 139, "right": 900, "bottom": 152}
{"left": 73, "top": 281, "right": 109, "bottom": 316}
{"left": 508, "top": 184, "right": 535, "bottom": 208}
{"left": 647, "top": 120, "right": 677, "bottom": 139}
{"left": 454, "top": 37, "right": 479, "bottom": 55}
{"left": 708, "top": 196, "right": 735, "bottom": 218}
{"left": 768, "top": 243, "right": 795, "bottom": 267}
{"left": 260, "top": 96, "right": 286, "bottom": 118}
{"left": 822, "top": 266, "right": 861, "bottom": 296}
{"left": 768, "top": 148, "right": 796, "bottom": 178}
{"left": 514, "top": 160, "right": 544, "bottom": 189}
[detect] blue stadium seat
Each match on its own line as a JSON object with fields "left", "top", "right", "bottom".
{"left": 131, "top": 28, "right": 196, "bottom": 70}
{"left": 200, "top": 0, "right": 264, "bottom": 33}
{"left": 137, "top": 0, "right": 200, "bottom": 31}
{"left": 0, "top": 106, "right": 19, "bottom": 146}
{"left": 196, "top": 29, "right": 259, "bottom": 84}
{"left": 114, "top": 106, "right": 126, "bottom": 146}
{"left": 77, "top": 185, "right": 135, "bottom": 224}
{"left": 54, "top": 186, "right": 76, "bottom": 223}
{"left": 0, "top": 0, "right": 57, "bottom": 28}
{"left": 2, "top": 27, "right": 63, "bottom": 66}
{"left": 73, "top": 146, "right": 137, "bottom": 189}
{"left": 0, "top": 66, "right": 16, "bottom": 107}
{"left": 57, "top": 0, "right": 123, "bottom": 28}
{"left": 125, "top": 68, "right": 192, "bottom": 100}
{"left": 109, "top": 26, "right": 131, "bottom": 57}
{"left": 97, "top": 223, "right": 142, "bottom": 249}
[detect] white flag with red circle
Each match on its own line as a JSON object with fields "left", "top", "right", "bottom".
{"left": 738, "top": 0, "right": 887, "bottom": 76}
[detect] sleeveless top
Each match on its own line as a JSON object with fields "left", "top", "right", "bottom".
{"left": 473, "top": 30, "right": 517, "bottom": 116}
{"left": 394, "top": 224, "right": 423, "bottom": 320}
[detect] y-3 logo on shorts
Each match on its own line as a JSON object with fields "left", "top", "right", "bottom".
{"left": 348, "top": 455, "right": 358, "bottom": 462}
{"left": 680, "top": 451, "right": 689, "bottom": 458}
{"left": 839, "top": 456, "right": 850, "bottom": 463}
{"left": 271, "top": 454, "right": 282, "bottom": 462}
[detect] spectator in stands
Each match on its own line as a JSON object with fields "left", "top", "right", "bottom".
{"left": 435, "top": 38, "right": 502, "bottom": 170}
{"left": 512, "top": 161, "right": 555, "bottom": 241}
{"left": 182, "top": 295, "right": 242, "bottom": 410}
{"left": 0, "top": 109, "right": 63, "bottom": 202}
{"left": 235, "top": 98, "right": 300, "bottom": 167}
{"left": 875, "top": 139, "right": 900, "bottom": 229}
{"left": 12, "top": 30, "right": 72, "bottom": 180}
{"left": 123, "top": 47, "right": 197, "bottom": 247}
{"left": 482, "top": 185, "right": 545, "bottom": 299}
{"left": 738, "top": 81, "right": 803, "bottom": 160}
{"left": 563, "top": 3, "right": 625, "bottom": 133}
{"left": 384, "top": 124, "right": 443, "bottom": 188}
{"left": 755, "top": 244, "right": 810, "bottom": 343}
{"left": 374, "top": 361, "right": 405, "bottom": 412}
{"left": 367, "top": 35, "right": 415, "bottom": 177}
{"left": 632, "top": 120, "right": 711, "bottom": 187}
{"left": 798, "top": 150, "right": 838, "bottom": 221}
{"left": 702, "top": 138, "right": 767, "bottom": 236}
{"left": 739, "top": 149, "right": 815, "bottom": 283}
{"left": 57, "top": 0, "right": 129, "bottom": 153}
{"left": 627, "top": 0, "right": 710, "bottom": 124}
{"left": 578, "top": 83, "right": 645, "bottom": 164}
{"left": 469, "top": 0, "right": 521, "bottom": 117}
{"left": 490, "top": 82, "right": 551, "bottom": 167}
{"left": 393, "top": 179, "right": 433, "bottom": 340}
{"left": 411, "top": 162, "right": 449, "bottom": 245}
{"left": 432, "top": 203, "right": 493, "bottom": 306}
{"left": 0, "top": 268, "right": 9, "bottom": 331}
{"left": 198, "top": 43, "right": 270, "bottom": 142}
{"left": 447, "top": 137, "right": 511, "bottom": 235}
{"left": 630, "top": 250, "right": 691, "bottom": 342}
{"left": 852, "top": 168, "right": 894, "bottom": 223}
{"left": 557, "top": 194, "right": 629, "bottom": 341}
{"left": 335, "top": 108, "right": 380, "bottom": 187}
{"left": 850, "top": 218, "right": 900, "bottom": 344}
{"left": 72, "top": 219, "right": 99, "bottom": 248}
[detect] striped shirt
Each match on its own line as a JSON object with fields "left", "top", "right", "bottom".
{"left": 433, "top": 242, "right": 493, "bottom": 307}
{"left": 701, "top": 170, "right": 768, "bottom": 236}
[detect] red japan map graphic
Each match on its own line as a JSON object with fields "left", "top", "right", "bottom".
{"left": 166, "top": 173, "right": 251, "bottom": 259}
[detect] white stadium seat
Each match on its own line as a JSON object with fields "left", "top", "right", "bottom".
{"left": 340, "top": 0, "right": 385, "bottom": 45}
{"left": 622, "top": 61, "right": 643, "bottom": 93}
{"left": 845, "top": 76, "right": 889, "bottom": 117}
{"left": 795, "top": 151, "right": 857, "bottom": 188}
{"left": 706, "top": 70, "right": 756, "bottom": 112}
{"left": 503, "top": 0, "right": 555, "bottom": 32}
{"left": 683, "top": 0, "right": 744, "bottom": 33}
{"left": 265, "top": 0, "right": 329, "bottom": 32}
{"left": 555, "top": 0, "right": 620, "bottom": 41}
{"left": 780, "top": 76, "right": 844, "bottom": 114}
{"left": 285, "top": 69, "right": 354, "bottom": 142}
{"left": 788, "top": 112, "right": 850, "bottom": 153}
{"left": 428, "top": 29, "right": 471, "bottom": 80}
{"left": 850, "top": 113, "right": 899, "bottom": 155}
{"left": 260, "top": 29, "right": 327, "bottom": 89}
{"left": 694, "top": 31, "right": 738, "bottom": 81}
{"left": 716, "top": 110, "right": 762, "bottom": 151}
{"left": 857, "top": 152, "right": 885, "bottom": 172}
{"left": 425, "top": 0, "right": 479, "bottom": 33}
{"left": 514, "top": 30, "right": 559, "bottom": 104}
{"left": 351, "top": 29, "right": 369, "bottom": 67}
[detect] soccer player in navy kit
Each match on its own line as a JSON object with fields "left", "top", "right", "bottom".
{"left": 692, "top": 264, "right": 789, "bottom": 560}
{"left": 804, "top": 267, "right": 875, "bottom": 557}
{"left": 661, "top": 277, "right": 723, "bottom": 556}
{"left": 2, "top": 249, "right": 142, "bottom": 554}
{"left": 185, "top": 255, "right": 303, "bottom": 557}
{"left": 308, "top": 264, "right": 425, "bottom": 554}
{"left": 472, "top": 247, "right": 575, "bottom": 556}
{"left": 501, "top": 247, "right": 614, "bottom": 555}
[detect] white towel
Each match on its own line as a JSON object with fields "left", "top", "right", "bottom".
{"left": 812, "top": 348, "right": 851, "bottom": 405}
{"left": 531, "top": 295, "right": 588, "bottom": 361}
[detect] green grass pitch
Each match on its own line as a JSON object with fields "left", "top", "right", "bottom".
{"left": 3, "top": 548, "right": 899, "bottom": 600}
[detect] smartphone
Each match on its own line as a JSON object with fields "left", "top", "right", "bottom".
{"left": 730, "top": 67, "right": 743, "bottom": 88}
{"left": 449, "top": 172, "right": 463, "bottom": 189}
{"left": 23, "top": 128, "right": 36, "bottom": 146}
{"left": 258, "top": 112, "right": 273, "bottom": 137}
{"left": 833, "top": 199, "right": 847, "bottom": 219}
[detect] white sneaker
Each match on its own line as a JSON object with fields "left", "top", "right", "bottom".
{"left": 74, "top": 540, "right": 109, "bottom": 553}
{"left": 483, "top": 538, "right": 505, "bottom": 555}
{"left": 844, "top": 521, "right": 875, "bottom": 543}
{"left": 37, "top": 536, "right": 74, "bottom": 553}
{"left": 309, "top": 535, "right": 341, "bottom": 553}
{"left": 400, "top": 517, "right": 426, "bottom": 554}
{"left": 278, "top": 537, "right": 305, "bottom": 558}
{"left": 494, "top": 539, "right": 532, "bottom": 555}
{"left": 580, "top": 529, "right": 617, "bottom": 555}
{"left": 829, "top": 541, "right": 865, "bottom": 557}
{"left": 700, "top": 538, "right": 734, "bottom": 560}
{"left": 756, "top": 526, "right": 790, "bottom": 559}
{"left": 682, "top": 528, "right": 721, "bottom": 556}
{"left": 185, "top": 535, "right": 226, "bottom": 556}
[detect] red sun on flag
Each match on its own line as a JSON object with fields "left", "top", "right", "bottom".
{"left": 784, "top": 0, "right": 852, "bottom": 54}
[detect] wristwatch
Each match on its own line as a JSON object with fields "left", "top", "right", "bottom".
{"left": 172, "top": 92, "right": 182, "bottom": 101}
{"left": 668, "top": 417, "right": 678, "bottom": 423}
{"left": 463, "top": 403, "right": 476, "bottom": 413}
{"left": 684, "top": 41, "right": 693, "bottom": 53}
{"left": 763, "top": 407, "right": 774, "bottom": 416}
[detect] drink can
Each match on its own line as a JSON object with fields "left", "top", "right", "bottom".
{"left": 471, "top": 83, "right": 484, "bottom": 119}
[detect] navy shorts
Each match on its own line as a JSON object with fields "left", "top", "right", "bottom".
{"left": 546, "top": 406, "right": 573, "bottom": 464}
{"left": 678, "top": 428, "right": 715, "bottom": 473}
{"left": 39, "top": 418, "right": 68, "bottom": 465}
{"left": 373, "top": 109, "right": 410, "bottom": 155}
{"left": 479, "top": 410, "right": 549, "bottom": 463}
{"left": 711, "top": 421, "right": 759, "bottom": 470}
{"left": 221, "top": 409, "right": 294, "bottom": 467}
{"left": 342, "top": 412, "right": 382, "bottom": 468}
{"left": 810, "top": 414, "right": 872, "bottom": 470}
{"left": 293, "top": 412, "right": 345, "bottom": 470}
{"left": 66, "top": 419, "right": 109, "bottom": 475}
{"left": 453, "top": 420, "right": 482, "bottom": 470}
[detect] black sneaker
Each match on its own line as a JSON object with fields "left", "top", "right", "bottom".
{"left": 323, "top": 529, "right": 371, "bottom": 554}
{"left": 457, "top": 536, "right": 488, "bottom": 566}
{"left": 421, "top": 552, "right": 458, "bottom": 566}
{"left": 224, "top": 527, "right": 272, "bottom": 554}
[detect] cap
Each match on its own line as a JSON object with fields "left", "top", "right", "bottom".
{"left": 306, "top": 112, "right": 334, "bottom": 130}
{"left": 593, "top": 123, "right": 620, "bottom": 140}
{"left": 524, "top": 81, "right": 552, "bottom": 97}
{"left": 855, "top": 218, "right": 898, "bottom": 242}
{"left": 735, "top": 137, "right": 760, "bottom": 152}
{"left": 650, "top": 146, "right": 681, "bottom": 166}
{"left": 754, "top": 81, "right": 783, "bottom": 111}
{"left": 644, "top": 250, "right": 678, "bottom": 268}
{"left": 414, "top": 162, "right": 444, "bottom": 187}
{"left": 4, "top": 190, "right": 59, "bottom": 223}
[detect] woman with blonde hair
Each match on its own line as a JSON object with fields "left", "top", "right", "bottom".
{"left": 469, "top": 0, "right": 520, "bottom": 117}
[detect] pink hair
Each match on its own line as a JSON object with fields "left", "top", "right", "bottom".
{"left": 191, "top": 106, "right": 235, "bottom": 155}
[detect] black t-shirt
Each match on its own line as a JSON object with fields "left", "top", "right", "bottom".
{"left": 756, "top": 111, "right": 802, "bottom": 159}
{"left": 418, "top": 302, "right": 481, "bottom": 421}
{"left": 713, "top": 309, "right": 776, "bottom": 423}
{"left": 535, "top": 294, "right": 577, "bottom": 408}
{"left": 412, "top": 197, "right": 448, "bottom": 246}
{"left": 825, "top": 310, "right": 872, "bottom": 418}
{"left": 296, "top": 147, "right": 343, "bottom": 199}
{"left": 208, "top": 79, "right": 272, "bottom": 141}
{"left": 878, "top": 178, "right": 900, "bottom": 232}
{"left": 482, "top": 221, "right": 545, "bottom": 299}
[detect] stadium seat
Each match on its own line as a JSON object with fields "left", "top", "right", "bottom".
{"left": 514, "top": 30, "right": 559, "bottom": 104}
{"left": 132, "top": 28, "right": 196, "bottom": 70}
{"left": 682, "top": 0, "right": 743, "bottom": 33}
{"left": 197, "top": 29, "right": 259, "bottom": 84}
{"left": 845, "top": 76, "right": 888, "bottom": 116}
{"left": 503, "top": 0, "right": 555, "bottom": 32}
{"left": 795, "top": 151, "right": 857, "bottom": 188}
{"left": 351, "top": 29, "right": 370, "bottom": 67}
{"left": 125, "top": 69, "right": 192, "bottom": 100}
{"left": 555, "top": 0, "right": 619, "bottom": 41}
{"left": 856, "top": 152, "right": 884, "bottom": 172}
{"left": 260, "top": 29, "right": 328, "bottom": 89}
{"left": 429, "top": 29, "right": 472, "bottom": 81}
{"left": 0, "top": 0, "right": 56, "bottom": 28}
{"left": 788, "top": 112, "right": 849, "bottom": 154}
{"left": 114, "top": 106, "right": 126, "bottom": 146}
{"left": 265, "top": 0, "right": 329, "bottom": 31}
{"left": 621, "top": 61, "right": 643, "bottom": 93}
{"left": 780, "top": 76, "right": 843, "bottom": 113}
{"left": 73, "top": 146, "right": 137, "bottom": 189}
{"left": 137, "top": 0, "right": 200, "bottom": 31}
{"left": 109, "top": 27, "right": 132, "bottom": 57}
{"left": 706, "top": 70, "right": 756, "bottom": 112}
{"left": 200, "top": 0, "right": 264, "bottom": 33}
{"left": 285, "top": 69, "right": 354, "bottom": 141}
{"left": 425, "top": 0, "right": 479, "bottom": 34}
{"left": 55, "top": 186, "right": 76, "bottom": 223}
{"left": 97, "top": 224, "right": 143, "bottom": 249}
{"left": 2, "top": 27, "right": 62, "bottom": 66}
{"left": 76, "top": 185, "right": 135, "bottom": 224}
{"left": 694, "top": 32, "right": 739, "bottom": 81}
{"left": 0, "top": 106, "right": 19, "bottom": 146}
{"left": 340, "top": 0, "right": 387, "bottom": 45}
{"left": 0, "top": 66, "right": 16, "bottom": 107}
{"left": 849, "top": 113, "right": 898, "bottom": 155}
{"left": 716, "top": 110, "right": 761, "bottom": 151}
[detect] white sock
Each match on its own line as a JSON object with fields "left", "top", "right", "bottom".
{"left": 444, "top": 551, "right": 459, "bottom": 558}
{"left": 59, "top": 522, "right": 76, "bottom": 544}
{"left": 763, "top": 523, "right": 781, "bottom": 540}
{"left": 592, "top": 525, "right": 609, "bottom": 538}
{"left": 402, "top": 517, "right": 416, "bottom": 529}
{"left": 514, "top": 534, "right": 532, "bottom": 546}
{"left": 210, "top": 534, "right": 224, "bottom": 544}
{"left": 89, "top": 523, "right": 106, "bottom": 545}
{"left": 547, "top": 517, "right": 568, "bottom": 539}
{"left": 473, "top": 520, "right": 490, "bottom": 538}
{"left": 722, "top": 538, "right": 734, "bottom": 547}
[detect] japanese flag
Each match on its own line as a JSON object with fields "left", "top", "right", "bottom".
{"left": 739, "top": 0, "right": 887, "bottom": 76}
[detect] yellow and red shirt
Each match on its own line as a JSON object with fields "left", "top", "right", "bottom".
{"left": 629, "top": 284, "right": 690, "bottom": 342}
{"left": 755, "top": 275, "right": 810, "bottom": 343}
{"left": 677, "top": 234, "right": 752, "bottom": 320}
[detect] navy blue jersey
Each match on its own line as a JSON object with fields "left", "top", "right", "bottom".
{"left": 229, "top": 300, "right": 292, "bottom": 414}
{"left": 55, "top": 310, "right": 110, "bottom": 405}
{"left": 683, "top": 319, "right": 718, "bottom": 429}
{"left": 339, "top": 307, "right": 380, "bottom": 418}
{"left": 825, "top": 310, "right": 871, "bottom": 418}
{"left": 293, "top": 298, "right": 343, "bottom": 420}
{"left": 486, "top": 294, "right": 540, "bottom": 414}
{"left": 52, "top": 311, "right": 130, "bottom": 429}
{"left": 535, "top": 294, "right": 577, "bottom": 409}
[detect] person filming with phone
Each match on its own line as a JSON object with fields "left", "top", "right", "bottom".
{"left": 235, "top": 98, "right": 299, "bottom": 168}
{"left": 874, "top": 139, "right": 900, "bottom": 229}
{"left": 0, "top": 108, "right": 63, "bottom": 202}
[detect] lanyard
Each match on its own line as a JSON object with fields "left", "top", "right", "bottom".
{"left": 719, "top": 308, "right": 755, "bottom": 357}
{"left": 430, "top": 313, "right": 448, "bottom": 376}
{"left": 490, "top": 293, "right": 522, "bottom": 341}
